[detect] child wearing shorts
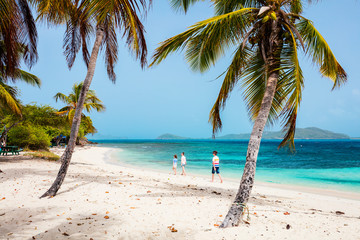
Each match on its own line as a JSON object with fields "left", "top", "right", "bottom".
{"left": 212, "top": 151, "right": 223, "bottom": 183}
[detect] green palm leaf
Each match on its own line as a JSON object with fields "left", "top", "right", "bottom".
{"left": 209, "top": 45, "right": 252, "bottom": 134}
{"left": 151, "top": 7, "right": 256, "bottom": 72}
{"left": 0, "top": 81, "right": 21, "bottom": 115}
{"left": 297, "top": 18, "right": 347, "bottom": 89}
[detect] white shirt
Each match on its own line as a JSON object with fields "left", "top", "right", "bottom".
{"left": 181, "top": 156, "right": 186, "bottom": 165}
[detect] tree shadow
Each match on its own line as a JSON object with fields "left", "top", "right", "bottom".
{"left": 0, "top": 206, "right": 120, "bottom": 240}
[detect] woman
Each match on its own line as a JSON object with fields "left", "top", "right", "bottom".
{"left": 172, "top": 154, "right": 178, "bottom": 175}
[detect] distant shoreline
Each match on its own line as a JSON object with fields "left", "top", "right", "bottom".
{"left": 90, "top": 138, "right": 360, "bottom": 141}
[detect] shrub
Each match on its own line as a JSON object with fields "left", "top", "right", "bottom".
{"left": 24, "top": 151, "right": 60, "bottom": 161}
{"left": 8, "top": 125, "right": 51, "bottom": 150}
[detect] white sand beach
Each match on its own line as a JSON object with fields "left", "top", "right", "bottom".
{"left": 1, "top": 146, "right": 359, "bottom": 240}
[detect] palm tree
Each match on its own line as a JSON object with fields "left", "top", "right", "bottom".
{"left": 54, "top": 82, "right": 104, "bottom": 144}
{"left": 54, "top": 82, "right": 105, "bottom": 124}
{"left": 151, "top": 0, "right": 347, "bottom": 227}
{"left": 0, "top": 0, "right": 38, "bottom": 78}
{"left": 35, "top": 0, "right": 151, "bottom": 198}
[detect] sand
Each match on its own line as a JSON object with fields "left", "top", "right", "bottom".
{"left": 0, "top": 146, "right": 359, "bottom": 240}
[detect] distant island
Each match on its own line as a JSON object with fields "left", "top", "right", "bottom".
{"left": 157, "top": 133, "right": 188, "bottom": 139}
{"left": 157, "top": 127, "right": 350, "bottom": 140}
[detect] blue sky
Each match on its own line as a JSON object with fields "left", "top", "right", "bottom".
{"left": 13, "top": 1, "right": 360, "bottom": 138}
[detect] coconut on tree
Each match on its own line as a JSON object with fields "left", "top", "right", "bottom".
{"left": 33, "top": 0, "right": 151, "bottom": 198}
{"left": 151, "top": 0, "right": 347, "bottom": 227}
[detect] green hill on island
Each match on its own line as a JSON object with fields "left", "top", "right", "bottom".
{"left": 217, "top": 127, "right": 350, "bottom": 139}
{"left": 157, "top": 127, "right": 350, "bottom": 140}
{"left": 157, "top": 133, "right": 189, "bottom": 139}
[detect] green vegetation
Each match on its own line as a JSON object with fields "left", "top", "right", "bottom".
{"left": 3, "top": 104, "right": 69, "bottom": 150}
{"left": 8, "top": 125, "right": 51, "bottom": 150}
{"left": 1, "top": 100, "right": 103, "bottom": 150}
{"left": 24, "top": 151, "right": 60, "bottom": 161}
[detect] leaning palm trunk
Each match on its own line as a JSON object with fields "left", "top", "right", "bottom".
{"left": 221, "top": 20, "right": 283, "bottom": 228}
{"left": 220, "top": 71, "right": 279, "bottom": 227}
{"left": 41, "top": 25, "right": 105, "bottom": 198}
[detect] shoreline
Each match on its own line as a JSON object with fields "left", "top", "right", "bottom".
{"left": 103, "top": 146, "right": 360, "bottom": 201}
{"left": 1, "top": 146, "right": 359, "bottom": 239}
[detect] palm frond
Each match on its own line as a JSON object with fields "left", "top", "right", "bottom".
{"left": 54, "top": 92, "right": 71, "bottom": 104}
{"left": 33, "top": 0, "right": 72, "bottom": 24}
{"left": 297, "top": 18, "right": 347, "bottom": 89}
{"left": 213, "top": 0, "right": 262, "bottom": 15}
{"left": 209, "top": 45, "right": 251, "bottom": 135}
{"left": 11, "top": 68, "right": 41, "bottom": 87}
{"left": 0, "top": 0, "right": 38, "bottom": 77}
{"left": 278, "top": 27, "right": 304, "bottom": 150}
{"left": 289, "top": 0, "right": 303, "bottom": 14}
{"left": 241, "top": 51, "right": 285, "bottom": 127}
{"left": 93, "top": 0, "right": 150, "bottom": 68}
{"left": 169, "top": 0, "right": 205, "bottom": 13}
{"left": 63, "top": 5, "right": 82, "bottom": 69}
{"left": 151, "top": 8, "right": 256, "bottom": 72}
{"left": 18, "top": 0, "right": 38, "bottom": 68}
{"left": 0, "top": 81, "right": 21, "bottom": 115}
{"left": 102, "top": 15, "right": 118, "bottom": 82}
{"left": 84, "top": 102, "right": 106, "bottom": 113}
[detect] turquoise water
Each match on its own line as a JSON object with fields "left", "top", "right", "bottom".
{"left": 95, "top": 139, "right": 360, "bottom": 193}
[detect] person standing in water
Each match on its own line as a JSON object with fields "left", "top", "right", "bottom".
{"left": 212, "top": 151, "right": 223, "bottom": 183}
{"left": 172, "top": 155, "right": 178, "bottom": 175}
{"left": 181, "top": 152, "right": 187, "bottom": 176}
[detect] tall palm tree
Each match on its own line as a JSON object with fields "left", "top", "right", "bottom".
{"left": 54, "top": 82, "right": 105, "bottom": 124}
{"left": 35, "top": 0, "right": 151, "bottom": 198}
{"left": 0, "top": 0, "right": 38, "bottom": 78}
{"left": 151, "top": 0, "right": 347, "bottom": 227}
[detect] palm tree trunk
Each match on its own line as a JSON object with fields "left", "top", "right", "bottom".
{"left": 220, "top": 71, "right": 279, "bottom": 227}
{"left": 220, "top": 20, "right": 283, "bottom": 228}
{"left": 40, "top": 25, "right": 105, "bottom": 198}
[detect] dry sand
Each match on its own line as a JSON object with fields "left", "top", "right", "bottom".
{"left": 0, "top": 146, "right": 359, "bottom": 240}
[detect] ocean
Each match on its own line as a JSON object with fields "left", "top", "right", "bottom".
{"left": 94, "top": 139, "right": 360, "bottom": 193}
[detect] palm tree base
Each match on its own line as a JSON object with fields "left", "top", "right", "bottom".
{"left": 220, "top": 204, "right": 245, "bottom": 227}
{"left": 40, "top": 149, "right": 72, "bottom": 198}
